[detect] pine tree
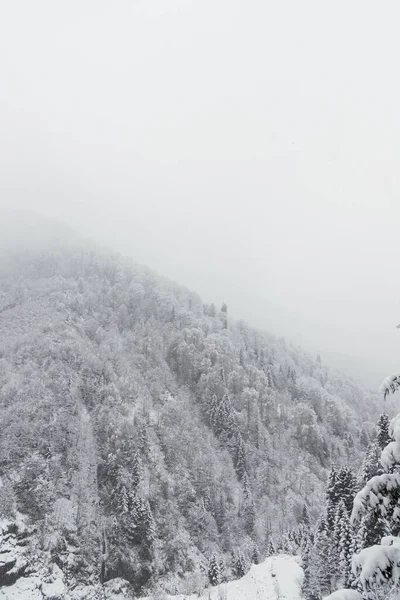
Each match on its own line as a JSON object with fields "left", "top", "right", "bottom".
{"left": 300, "top": 504, "right": 310, "bottom": 527}
{"left": 359, "top": 426, "right": 370, "bottom": 449}
{"left": 140, "top": 423, "right": 151, "bottom": 458}
{"left": 335, "top": 467, "right": 357, "bottom": 514}
{"left": 242, "top": 471, "right": 251, "bottom": 501}
{"left": 131, "top": 451, "right": 143, "bottom": 490}
{"left": 329, "top": 499, "right": 354, "bottom": 589}
{"left": 321, "top": 465, "right": 357, "bottom": 593}
{"left": 215, "top": 495, "right": 226, "bottom": 533}
{"left": 126, "top": 492, "right": 156, "bottom": 546}
{"left": 267, "top": 539, "right": 276, "bottom": 556}
{"left": 376, "top": 412, "right": 391, "bottom": 450}
{"left": 326, "top": 465, "right": 338, "bottom": 530}
{"left": 301, "top": 539, "right": 317, "bottom": 600}
{"left": 231, "top": 549, "right": 246, "bottom": 578}
{"left": 251, "top": 544, "right": 260, "bottom": 565}
{"left": 208, "top": 553, "right": 221, "bottom": 586}
{"left": 142, "top": 498, "right": 156, "bottom": 545}
{"left": 241, "top": 472, "right": 256, "bottom": 535}
{"left": 355, "top": 509, "right": 389, "bottom": 550}
{"left": 235, "top": 433, "right": 246, "bottom": 480}
{"left": 118, "top": 484, "right": 129, "bottom": 514}
{"left": 358, "top": 441, "right": 382, "bottom": 486}
{"left": 219, "top": 556, "right": 226, "bottom": 582}
{"left": 266, "top": 365, "right": 274, "bottom": 388}
{"left": 346, "top": 536, "right": 358, "bottom": 589}
{"left": 299, "top": 524, "right": 313, "bottom": 555}
{"left": 329, "top": 501, "right": 346, "bottom": 587}
{"left": 348, "top": 370, "right": 400, "bottom": 593}
{"left": 333, "top": 500, "right": 348, "bottom": 547}
{"left": 338, "top": 509, "right": 353, "bottom": 589}
{"left": 210, "top": 394, "right": 237, "bottom": 442}
{"left": 326, "top": 465, "right": 356, "bottom": 529}
{"left": 357, "top": 413, "right": 391, "bottom": 487}
{"left": 281, "top": 534, "right": 290, "bottom": 554}
{"left": 308, "top": 518, "right": 332, "bottom": 598}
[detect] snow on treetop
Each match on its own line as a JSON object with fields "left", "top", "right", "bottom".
{"left": 381, "top": 441, "right": 400, "bottom": 472}
{"left": 389, "top": 413, "right": 400, "bottom": 441}
{"left": 323, "top": 590, "right": 362, "bottom": 600}
{"left": 381, "top": 535, "right": 400, "bottom": 547}
{"left": 351, "top": 473, "right": 400, "bottom": 524}
{"left": 352, "top": 544, "right": 400, "bottom": 588}
{"left": 380, "top": 412, "right": 400, "bottom": 471}
{"left": 379, "top": 373, "right": 400, "bottom": 399}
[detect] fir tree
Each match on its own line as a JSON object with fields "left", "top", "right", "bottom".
{"left": 218, "top": 556, "right": 226, "bottom": 582}
{"left": 338, "top": 508, "right": 353, "bottom": 589}
{"left": 335, "top": 467, "right": 357, "bottom": 514}
{"left": 329, "top": 501, "right": 346, "bottom": 587}
{"left": 267, "top": 539, "right": 276, "bottom": 556}
{"left": 142, "top": 498, "right": 156, "bottom": 545}
{"left": 326, "top": 465, "right": 356, "bottom": 528}
{"left": 299, "top": 524, "right": 313, "bottom": 555}
{"left": 357, "top": 413, "right": 391, "bottom": 487}
{"left": 359, "top": 426, "right": 370, "bottom": 448}
{"left": 308, "top": 518, "right": 332, "bottom": 598}
{"left": 358, "top": 441, "right": 382, "bottom": 486}
{"left": 376, "top": 412, "right": 391, "bottom": 450}
{"left": 131, "top": 450, "right": 143, "bottom": 490}
{"left": 208, "top": 394, "right": 219, "bottom": 428}
{"left": 210, "top": 394, "right": 237, "bottom": 442}
{"left": 329, "top": 499, "right": 354, "bottom": 589}
{"left": 300, "top": 504, "right": 310, "bottom": 527}
{"left": 326, "top": 465, "right": 338, "bottom": 530}
{"left": 301, "top": 539, "right": 317, "bottom": 600}
{"left": 281, "top": 534, "right": 290, "bottom": 554}
{"left": 242, "top": 471, "right": 251, "bottom": 501}
{"left": 355, "top": 510, "right": 389, "bottom": 550}
{"left": 126, "top": 492, "right": 156, "bottom": 546}
{"left": 266, "top": 365, "right": 274, "bottom": 388}
{"left": 235, "top": 433, "right": 247, "bottom": 480}
{"left": 214, "top": 495, "right": 226, "bottom": 533}
{"left": 241, "top": 472, "right": 256, "bottom": 535}
{"left": 118, "top": 484, "right": 129, "bottom": 514}
{"left": 333, "top": 500, "right": 348, "bottom": 548}
{"left": 349, "top": 370, "right": 400, "bottom": 592}
{"left": 139, "top": 424, "right": 151, "bottom": 457}
{"left": 251, "top": 544, "right": 260, "bottom": 565}
{"left": 231, "top": 549, "right": 246, "bottom": 578}
{"left": 208, "top": 553, "right": 221, "bottom": 586}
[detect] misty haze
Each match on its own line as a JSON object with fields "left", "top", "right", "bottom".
{"left": 1, "top": 2, "right": 400, "bottom": 599}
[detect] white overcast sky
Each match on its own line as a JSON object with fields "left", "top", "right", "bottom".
{"left": 1, "top": 0, "right": 400, "bottom": 388}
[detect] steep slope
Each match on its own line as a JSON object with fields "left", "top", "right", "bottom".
{"left": 0, "top": 228, "right": 382, "bottom": 595}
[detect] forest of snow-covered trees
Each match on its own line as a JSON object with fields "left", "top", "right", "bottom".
{"left": 0, "top": 231, "right": 399, "bottom": 599}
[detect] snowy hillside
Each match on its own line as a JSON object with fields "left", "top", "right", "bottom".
{"left": 0, "top": 554, "right": 303, "bottom": 600}
{"left": 0, "top": 220, "right": 384, "bottom": 596}
{"left": 148, "top": 555, "right": 304, "bottom": 600}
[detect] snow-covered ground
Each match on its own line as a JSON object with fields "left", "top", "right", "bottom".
{"left": 0, "top": 554, "right": 303, "bottom": 600}
{"left": 154, "top": 555, "right": 304, "bottom": 600}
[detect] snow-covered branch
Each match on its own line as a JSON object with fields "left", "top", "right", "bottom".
{"left": 352, "top": 541, "right": 400, "bottom": 589}
{"left": 379, "top": 373, "right": 400, "bottom": 400}
{"left": 351, "top": 473, "right": 400, "bottom": 524}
